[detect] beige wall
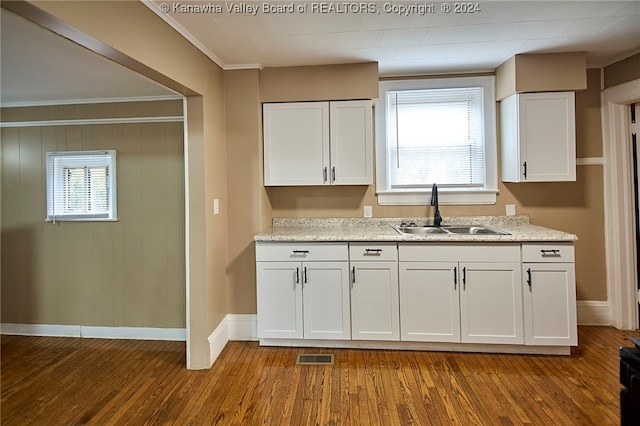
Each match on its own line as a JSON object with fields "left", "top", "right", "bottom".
{"left": 224, "top": 69, "right": 269, "bottom": 314}
{"left": 496, "top": 53, "right": 587, "bottom": 100}
{"left": 261, "top": 62, "right": 379, "bottom": 102}
{"left": 1, "top": 103, "right": 185, "bottom": 326}
{"left": 261, "top": 67, "right": 607, "bottom": 303}
{"left": 604, "top": 53, "right": 640, "bottom": 88}
{"left": 23, "top": 0, "right": 227, "bottom": 369}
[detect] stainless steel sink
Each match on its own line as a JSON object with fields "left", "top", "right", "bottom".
{"left": 441, "top": 225, "right": 509, "bottom": 235}
{"left": 392, "top": 225, "right": 449, "bottom": 235}
{"left": 392, "top": 224, "right": 509, "bottom": 236}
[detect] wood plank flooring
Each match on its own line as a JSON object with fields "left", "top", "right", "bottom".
{"left": 2, "top": 326, "right": 638, "bottom": 425}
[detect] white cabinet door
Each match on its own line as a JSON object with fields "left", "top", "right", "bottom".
{"left": 351, "top": 261, "right": 399, "bottom": 341}
{"left": 256, "top": 262, "right": 303, "bottom": 339}
{"left": 501, "top": 92, "right": 576, "bottom": 182}
{"left": 263, "top": 102, "right": 329, "bottom": 186}
{"left": 302, "top": 262, "right": 351, "bottom": 340}
{"left": 523, "top": 263, "right": 577, "bottom": 346}
{"left": 459, "top": 262, "right": 523, "bottom": 344}
{"left": 330, "top": 100, "right": 373, "bottom": 185}
{"left": 263, "top": 101, "right": 372, "bottom": 186}
{"left": 399, "top": 262, "right": 460, "bottom": 343}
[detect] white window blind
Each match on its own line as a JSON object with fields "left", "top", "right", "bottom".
{"left": 386, "top": 87, "right": 485, "bottom": 189}
{"left": 375, "top": 76, "right": 497, "bottom": 205}
{"left": 46, "top": 150, "right": 117, "bottom": 221}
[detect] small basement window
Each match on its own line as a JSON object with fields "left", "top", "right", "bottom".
{"left": 46, "top": 150, "right": 117, "bottom": 222}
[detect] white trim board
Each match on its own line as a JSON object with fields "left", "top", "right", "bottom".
{"left": 0, "top": 116, "right": 184, "bottom": 128}
{"left": 601, "top": 78, "right": 640, "bottom": 330}
{"left": 208, "top": 316, "right": 230, "bottom": 367}
{"left": 0, "top": 323, "right": 187, "bottom": 341}
{"left": 577, "top": 301, "right": 612, "bottom": 326}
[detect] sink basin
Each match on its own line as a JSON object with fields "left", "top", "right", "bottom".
{"left": 442, "top": 225, "right": 509, "bottom": 235}
{"left": 392, "top": 224, "right": 509, "bottom": 236}
{"left": 392, "top": 225, "right": 449, "bottom": 235}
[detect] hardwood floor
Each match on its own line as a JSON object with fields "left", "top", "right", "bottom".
{"left": 2, "top": 326, "right": 638, "bottom": 425}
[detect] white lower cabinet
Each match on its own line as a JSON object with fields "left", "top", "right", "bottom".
{"left": 398, "top": 244, "right": 523, "bottom": 345}
{"left": 256, "top": 261, "right": 303, "bottom": 339}
{"left": 256, "top": 240, "right": 576, "bottom": 353}
{"left": 399, "top": 262, "right": 460, "bottom": 342}
{"left": 460, "top": 262, "right": 523, "bottom": 344}
{"left": 522, "top": 243, "right": 577, "bottom": 346}
{"left": 349, "top": 243, "right": 399, "bottom": 341}
{"left": 256, "top": 243, "right": 350, "bottom": 340}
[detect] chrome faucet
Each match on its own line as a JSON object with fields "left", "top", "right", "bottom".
{"left": 430, "top": 183, "right": 443, "bottom": 227}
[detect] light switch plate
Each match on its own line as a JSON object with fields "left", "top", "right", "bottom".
{"left": 364, "top": 205, "right": 372, "bottom": 218}
{"left": 214, "top": 198, "right": 220, "bottom": 215}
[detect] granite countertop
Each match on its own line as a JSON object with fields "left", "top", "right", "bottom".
{"left": 254, "top": 215, "right": 578, "bottom": 243}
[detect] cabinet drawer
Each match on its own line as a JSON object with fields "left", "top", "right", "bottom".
{"left": 522, "top": 243, "right": 574, "bottom": 262}
{"left": 349, "top": 243, "right": 397, "bottom": 261}
{"left": 256, "top": 242, "right": 348, "bottom": 262}
{"left": 399, "top": 243, "right": 521, "bottom": 263}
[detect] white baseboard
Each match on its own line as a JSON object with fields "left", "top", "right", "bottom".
{"left": 1, "top": 303, "right": 613, "bottom": 368}
{"left": 227, "top": 314, "right": 258, "bottom": 341}
{"left": 577, "top": 300, "right": 612, "bottom": 326}
{"left": 0, "top": 323, "right": 187, "bottom": 341}
{"left": 208, "top": 316, "right": 230, "bottom": 367}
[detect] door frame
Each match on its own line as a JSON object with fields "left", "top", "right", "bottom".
{"left": 602, "top": 78, "right": 640, "bottom": 330}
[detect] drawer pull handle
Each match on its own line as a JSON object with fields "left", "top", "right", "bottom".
{"left": 364, "top": 249, "right": 382, "bottom": 255}
{"left": 540, "top": 249, "right": 561, "bottom": 256}
{"left": 292, "top": 250, "right": 310, "bottom": 255}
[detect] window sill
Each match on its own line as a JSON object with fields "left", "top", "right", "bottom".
{"left": 377, "top": 189, "right": 497, "bottom": 206}
{"left": 46, "top": 218, "right": 119, "bottom": 222}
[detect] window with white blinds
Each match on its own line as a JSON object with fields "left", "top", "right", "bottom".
{"left": 376, "top": 77, "right": 497, "bottom": 205}
{"left": 46, "top": 150, "right": 117, "bottom": 221}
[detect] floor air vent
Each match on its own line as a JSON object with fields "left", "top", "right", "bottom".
{"left": 296, "top": 354, "right": 334, "bottom": 365}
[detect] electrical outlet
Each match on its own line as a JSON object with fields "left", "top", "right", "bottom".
{"left": 214, "top": 199, "right": 220, "bottom": 215}
{"left": 364, "top": 205, "right": 372, "bottom": 218}
{"left": 506, "top": 204, "right": 516, "bottom": 216}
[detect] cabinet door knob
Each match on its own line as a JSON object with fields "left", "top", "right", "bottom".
{"left": 523, "top": 161, "right": 527, "bottom": 179}
{"left": 332, "top": 166, "right": 336, "bottom": 182}
{"left": 526, "top": 268, "right": 532, "bottom": 290}
{"left": 352, "top": 266, "right": 356, "bottom": 286}
{"left": 323, "top": 167, "right": 328, "bottom": 183}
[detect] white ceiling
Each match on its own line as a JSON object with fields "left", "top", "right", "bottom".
{"left": 1, "top": 1, "right": 639, "bottom": 107}
{"left": 0, "top": 10, "right": 179, "bottom": 107}
{"left": 146, "top": 0, "right": 640, "bottom": 75}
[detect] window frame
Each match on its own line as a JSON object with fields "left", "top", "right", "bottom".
{"left": 45, "top": 150, "right": 118, "bottom": 222}
{"left": 375, "top": 76, "right": 498, "bottom": 205}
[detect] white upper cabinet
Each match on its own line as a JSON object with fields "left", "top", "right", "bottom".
{"left": 263, "top": 100, "right": 372, "bottom": 186}
{"left": 330, "top": 101, "right": 373, "bottom": 185}
{"left": 500, "top": 92, "right": 576, "bottom": 182}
